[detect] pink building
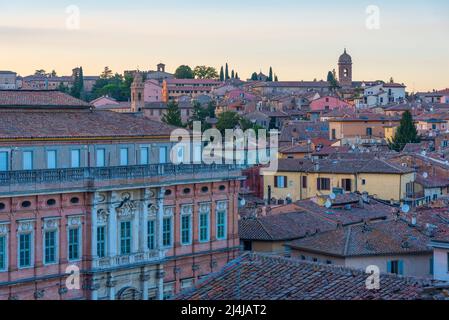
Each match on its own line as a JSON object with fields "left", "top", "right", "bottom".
{"left": 144, "top": 79, "right": 163, "bottom": 103}
{"left": 309, "top": 96, "right": 352, "bottom": 112}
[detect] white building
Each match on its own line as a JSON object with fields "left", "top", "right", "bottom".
{"left": 0, "top": 71, "right": 17, "bottom": 89}
{"left": 360, "top": 82, "right": 406, "bottom": 107}
{"left": 430, "top": 240, "right": 449, "bottom": 282}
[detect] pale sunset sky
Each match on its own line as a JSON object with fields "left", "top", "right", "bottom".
{"left": 0, "top": 0, "right": 448, "bottom": 91}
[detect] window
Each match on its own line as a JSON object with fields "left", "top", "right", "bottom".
{"left": 44, "top": 230, "right": 57, "bottom": 264}
{"left": 19, "top": 233, "right": 32, "bottom": 268}
{"left": 362, "top": 179, "right": 367, "bottom": 185}
{"left": 342, "top": 179, "right": 352, "bottom": 192}
{"left": 68, "top": 228, "right": 80, "bottom": 261}
{"left": 140, "top": 147, "right": 149, "bottom": 165}
{"left": 23, "top": 151, "right": 33, "bottom": 170}
{"left": 430, "top": 257, "right": 434, "bottom": 276}
{"left": 447, "top": 253, "right": 449, "bottom": 273}
{"left": 317, "top": 178, "right": 331, "bottom": 191}
{"left": 366, "top": 127, "right": 373, "bottom": 136}
{"left": 162, "top": 217, "right": 172, "bottom": 247}
{"left": 302, "top": 176, "right": 308, "bottom": 188}
{"left": 96, "top": 149, "right": 106, "bottom": 167}
{"left": 97, "top": 226, "right": 106, "bottom": 258}
{"left": 216, "top": 208, "right": 227, "bottom": 240}
{"left": 331, "top": 129, "right": 336, "bottom": 140}
{"left": 181, "top": 214, "right": 192, "bottom": 245}
{"left": 120, "top": 148, "right": 128, "bottom": 166}
{"left": 120, "top": 221, "right": 131, "bottom": 255}
{"left": 199, "top": 210, "right": 210, "bottom": 242}
{"left": 243, "top": 240, "right": 252, "bottom": 251}
{"left": 47, "top": 150, "right": 57, "bottom": 169}
{"left": 147, "top": 220, "right": 155, "bottom": 250}
{"left": 0, "top": 235, "right": 6, "bottom": 271}
{"left": 181, "top": 278, "right": 194, "bottom": 290}
{"left": 159, "top": 147, "right": 167, "bottom": 164}
{"left": 274, "top": 176, "right": 287, "bottom": 189}
{"left": 71, "top": 149, "right": 81, "bottom": 168}
{"left": 387, "top": 260, "right": 403, "bottom": 275}
{"left": 0, "top": 152, "right": 8, "bottom": 171}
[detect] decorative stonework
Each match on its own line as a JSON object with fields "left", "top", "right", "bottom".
{"left": 34, "top": 289, "right": 45, "bottom": 299}
{"left": 68, "top": 216, "right": 82, "bottom": 227}
{"left": 43, "top": 218, "right": 58, "bottom": 230}
{"left": 0, "top": 224, "right": 8, "bottom": 235}
{"left": 17, "top": 221, "right": 34, "bottom": 233}
{"left": 140, "top": 272, "right": 151, "bottom": 282}
{"left": 97, "top": 208, "right": 109, "bottom": 225}
{"left": 95, "top": 193, "right": 106, "bottom": 203}
{"left": 116, "top": 200, "right": 136, "bottom": 220}
{"left": 148, "top": 204, "right": 158, "bottom": 217}
{"left": 164, "top": 206, "right": 174, "bottom": 217}
{"left": 199, "top": 203, "right": 211, "bottom": 214}
{"left": 181, "top": 205, "right": 193, "bottom": 216}
{"left": 217, "top": 201, "right": 228, "bottom": 211}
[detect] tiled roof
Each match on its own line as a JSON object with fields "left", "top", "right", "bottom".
{"left": 0, "top": 90, "right": 91, "bottom": 108}
{"left": 280, "top": 121, "right": 329, "bottom": 142}
{"left": 287, "top": 219, "right": 432, "bottom": 257}
{"left": 239, "top": 211, "right": 336, "bottom": 241}
{"left": 329, "top": 113, "right": 401, "bottom": 122}
{"left": 176, "top": 252, "right": 433, "bottom": 300}
{"left": 254, "top": 81, "right": 330, "bottom": 88}
{"left": 0, "top": 110, "right": 177, "bottom": 139}
{"left": 276, "top": 158, "right": 415, "bottom": 174}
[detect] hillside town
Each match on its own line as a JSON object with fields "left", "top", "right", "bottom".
{"left": 1, "top": 49, "right": 449, "bottom": 301}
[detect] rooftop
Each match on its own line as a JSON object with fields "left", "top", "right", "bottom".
{"left": 176, "top": 252, "right": 433, "bottom": 300}
{"left": 0, "top": 90, "right": 91, "bottom": 109}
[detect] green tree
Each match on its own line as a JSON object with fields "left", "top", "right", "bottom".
{"left": 250, "top": 72, "right": 258, "bottom": 81}
{"left": 34, "top": 69, "right": 46, "bottom": 76}
{"left": 268, "top": 67, "right": 273, "bottom": 82}
{"left": 216, "top": 111, "right": 240, "bottom": 133}
{"left": 274, "top": 74, "right": 279, "bottom": 82}
{"left": 70, "top": 67, "right": 84, "bottom": 99}
{"left": 327, "top": 70, "right": 340, "bottom": 91}
{"left": 231, "top": 70, "right": 235, "bottom": 79}
{"left": 219, "top": 66, "right": 224, "bottom": 81}
{"left": 225, "top": 63, "right": 230, "bottom": 80}
{"left": 175, "top": 65, "right": 194, "bottom": 79}
{"left": 162, "top": 100, "right": 184, "bottom": 127}
{"left": 389, "top": 110, "right": 420, "bottom": 151}
{"left": 193, "top": 66, "right": 218, "bottom": 79}
{"left": 235, "top": 72, "right": 239, "bottom": 80}
{"left": 100, "top": 66, "right": 113, "bottom": 79}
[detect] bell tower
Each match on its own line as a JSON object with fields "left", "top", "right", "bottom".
{"left": 338, "top": 49, "right": 353, "bottom": 88}
{"left": 130, "top": 72, "right": 145, "bottom": 113}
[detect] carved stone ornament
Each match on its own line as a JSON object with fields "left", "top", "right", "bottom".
{"left": 0, "top": 224, "right": 8, "bottom": 235}
{"left": 43, "top": 219, "right": 58, "bottom": 230}
{"left": 164, "top": 206, "right": 174, "bottom": 217}
{"left": 68, "top": 216, "right": 82, "bottom": 227}
{"left": 217, "top": 201, "right": 228, "bottom": 211}
{"left": 17, "top": 221, "right": 34, "bottom": 233}
{"left": 97, "top": 208, "right": 109, "bottom": 225}
{"left": 199, "top": 203, "right": 211, "bottom": 214}
{"left": 115, "top": 200, "right": 136, "bottom": 220}
{"left": 148, "top": 204, "right": 158, "bottom": 217}
{"left": 95, "top": 193, "right": 106, "bottom": 203}
{"left": 181, "top": 205, "right": 193, "bottom": 215}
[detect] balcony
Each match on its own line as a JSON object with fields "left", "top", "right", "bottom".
{"left": 0, "top": 163, "right": 244, "bottom": 196}
{"left": 92, "top": 250, "right": 164, "bottom": 270}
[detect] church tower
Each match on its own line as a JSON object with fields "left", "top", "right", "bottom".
{"left": 338, "top": 49, "right": 353, "bottom": 88}
{"left": 130, "top": 72, "right": 145, "bottom": 112}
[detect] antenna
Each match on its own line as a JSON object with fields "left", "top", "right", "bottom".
{"left": 401, "top": 204, "right": 410, "bottom": 214}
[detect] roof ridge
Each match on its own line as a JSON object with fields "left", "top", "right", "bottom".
{"left": 343, "top": 226, "right": 352, "bottom": 256}
{"left": 256, "top": 218, "right": 275, "bottom": 241}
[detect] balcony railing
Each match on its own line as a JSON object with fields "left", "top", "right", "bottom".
{"left": 0, "top": 163, "right": 244, "bottom": 195}
{"left": 92, "top": 250, "right": 163, "bottom": 270}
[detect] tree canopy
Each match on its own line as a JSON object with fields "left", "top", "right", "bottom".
{"left": 162, "top": 100, "right": 184, "bottom": 127}
{"left": 175, "top": 65, "right": 194, "bottom": 79}
{"left": 193, "top": 66, "right": 218, "bottom": 79}
{"left": 389, "top": 110, "right": 420, "bottom": 151}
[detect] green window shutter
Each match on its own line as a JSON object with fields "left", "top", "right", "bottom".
{"left": 398, "top": 260, "right": 404, "bottom": 275}
{"left": 387, "top": 261, "right": 392, "bottom": 273}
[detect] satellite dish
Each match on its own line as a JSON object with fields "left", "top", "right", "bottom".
{"left": 325, "top": 200, "right": 332, "bottom": 209}
{"left": 351, "top": 145, "right": 356, "bottom": 150}
{"left": 401, "top": 204, "right": 410, "bottom": 214}
{"left": 422, "top": 172, "right": 428, "bottom": 179}
{"left": 421, "top": 151, "right": 427, "bottom": 157}
{"left": 329, "top": 193, "right": 336, "bottom": 200}
{"left": 239, "top": 198, "right": 246, "bottom": 207}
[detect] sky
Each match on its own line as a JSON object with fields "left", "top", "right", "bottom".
{"left": 0, "top": 0, "right": 448, "bottom": 92}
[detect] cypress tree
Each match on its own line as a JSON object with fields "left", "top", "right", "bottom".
{"left": 219, "top": 66, "right": 224, "bottom": 81}
{"left": 225, "top": 63, "right": 230, "bottom": 80}
{"left": 389, "top": 110, "right": 420, "bottom": 151}
{"left": 231, "top": 70, "right": 235, "bottom": 79}
{"left": 268, "top": 67, "right": 273, "bottom": 82}
{"left": 162, "top": 100, "right": 184, "bottom": 127}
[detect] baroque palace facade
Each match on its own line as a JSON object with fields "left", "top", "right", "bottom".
{"left": 0, "top": 90, "right": 242, "bottom": 300}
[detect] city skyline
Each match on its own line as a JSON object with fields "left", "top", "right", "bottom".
{"left": 0, "top": 0, "right": 448, "bottom": 91}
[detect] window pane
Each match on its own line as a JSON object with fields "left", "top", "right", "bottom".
{"left": 147, "top": 221, "right": 155, "bottom": 250}
{"left": 71, "top": 150, "right": 80, "bottom": 168}
{"left": 0, "top": 152, "right": 8, "bottom": 171}
{"left": 120, "top": 221, "right": 131, "bottom": 255}
{"left": 140, "top": 147, "right": 149, "bottom": 165}
{"left": 162, "top": 217, "right": 172, "bottom": 247}
{"left": 19, "top": 233, "right": 31, "bottom": 267}
{"left": 199, "top": 212, "right": 209, "bottom": 242}
{"left": 216, "top": 210, "right": 226, "bottom": 240}
{"left": 47, "top": 150, "right": 57, "bottom": 169}
{"left": 96, "top": 149, "right": 105, "bottom": 167}
{"left": 97, "top": 226, "right": 106, "bottom": 258}
{"left": 68, "top": 228, "right": 80, "bottom": 260}
{"left": 23, "top": 151, "right": 33, "bottom": 170}
{"left": 44, "top": 231, "right": 56, "bottom": 264}
{"left": 120, "top": 148, "right": 128, "bottom": 166}
{"left": 0, "top": 236, "right": 5, "bottom": 270}
{"left": 159, "top": 147, "right": 167, "bottom": 164}
{"left": 181, "top": 214, "right": 191, "bottom": 245}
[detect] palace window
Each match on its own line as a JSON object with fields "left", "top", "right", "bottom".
{"left": 96, "top": 149, "right": 106, "bottom": 167}
{"left": 23, "top": 151, "right": 33, "bottom": 170}
{"left": 140, "top": 147, "right": 149, "bottom": 165}
{"left": 44, "top": 230, "right": 57, "bottom": 264}
{"left": 147, "top": 220, "right": 155, "bottom": 250}
{"left": 181, "top": 213, "right": 192, "bottom": 245}
{"left": 199, "top": 207, "right": 210, "bottom": 243}
{"left": 19, "top": 233, "right": 32, "bottom": 268}
{"left": 162, "top": 217, "right": 172, "bottom": 247}
{"left": 0, "top": 235, "right": 6, "bottom": 271}
{"left": 47, "top": 150, "right": 57, "bottom": 169}
{"left": 120, "top": 221, "right": 132, "bottom": 255}
{"left": 159, "top": 147, "right": 168, "bottom": 164}
{"left": 70, "top": 149, "right": 81, "bottom": 168}
{"left": 68, "top": 228, "right": 80, "bottom": 261}
{"left": 120, "top": 148, "right": 129, "bottom": 166}
{"left": 97, "top": 226, "right": 106, "bottom": 258}
{"left": 216, "top": 205, "right": 227, "bottom": 240}
{"left": 0, "top": 152, "right": 8, "bottom": 171}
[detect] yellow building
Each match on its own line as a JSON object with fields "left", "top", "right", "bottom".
{"left": 263, "top": 158, "right": 416, "bottom": 203}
